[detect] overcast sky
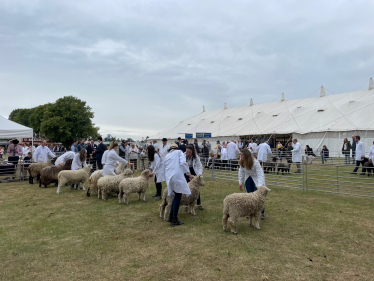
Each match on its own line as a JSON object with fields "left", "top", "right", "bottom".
{"left": 1, "top": 0, "right": 373, "bottom": 140}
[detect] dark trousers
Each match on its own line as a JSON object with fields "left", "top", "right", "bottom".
{"left": 96, "top": 154, "right": 103, "bottom": 170}
{"left": 245, "top": 176, "right": 264, "bottom": 214}
{"left": 185, "top": 167, "right": 201, "bottom": 205}
{"left": 170, "top": 193, "right": 182, "bottom": 218}
{"left": 352, "top": 151, "right": 356, "bottom": 164}
{"left": 353, "top": 159, "right": 367, "bottom": 172}
{"left": 154, "top": 175, "right": 162, "bottom": 196}
{"left": 8, "top": 156, "right": 19, "bottom": 176}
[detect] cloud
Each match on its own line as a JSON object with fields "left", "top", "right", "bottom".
{"left": 0, "top": 0, "right": 373, "bottom": 140}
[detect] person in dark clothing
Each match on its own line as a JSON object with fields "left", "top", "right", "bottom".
{"left": 202, "top": 140, "right": 209, "bottom": 158}
{"left": 22, "top": 152, "right": 32, "bottom": 179}
{"left": 95, "top": 137, "right": 105, "bottom": 170}
{"left": 342, "top": 138, "right": 351, "bottom": 164}
{"left": 351, "top": 135, "right": 356, "bottom": 164}
{"left": 194, "top": 139, "right": 201, "bottom": 154}
{"left": 305, "top": 145, "right": 316, "bottom": 156}
{"left": 321, "top": 145, "right": 329, "bottom": 164}
{"left": 286, "top": 142, "right": 293, "bottom": 161}
{"left": 179, "top": 140, "right": 187, "bottom": 153}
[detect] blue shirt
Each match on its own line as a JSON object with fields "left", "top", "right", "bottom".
{"left": 71, "top": 145, "right": 76, "bottom": 152}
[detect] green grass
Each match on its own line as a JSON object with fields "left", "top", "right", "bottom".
{"left": 1, "top": 171, "right": 374, "bottom": 281}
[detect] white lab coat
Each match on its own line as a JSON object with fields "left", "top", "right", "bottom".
{"left": 239, "top": 159, "right": 266, "bottom": 187}
{"left": 103, "top": 149, "right": 128, "bottom": 176}
{"left": 101, "top": 150, "right": 109, "bottom": 165}
{"left": 150, "top": 153, "right": 165, "bottom": 183}
{"left": 257, "top": 143, "right": 272, "bottom": 162}
{"left": 185, "top": 154, "right": 203, "bottom": 176}
{"left": 71, "top": 153, "right": 87, "bottom": 170}
{"left": 153, "top": 143, "right": 159, "bottom": 151}
{"left": 33, "top": 145, "right": 55, "bottom": 163}
{"left": 22, "top": 147, "right": 30, "bottom": 156}
{"left": 291, "top": 142, "right": 302, "bottom": 163}
{"left": 237, "top": 142, "right": 243, "bottom": 149}
{"left": 248, "top": 143, "right": 258, "bottom": 152}
{"left": 55, "top": 151, "right": 75, "bottom": 166}
{"left": 355, "top": 141, "right": 365, "bottom": 161}
{"left": 159, "top": 144, "right": 170, "bottom": 158}
{"left": 226, "top": 142, "right": 240, "bottom": 160}
{"left": 221, "top": 148, "right": 229, "bottom": 160}
{"left": 368, "top": 145, "right": 374, "bottom": 163}
{"left": 164, "top": 150, "right": 191, "bottom": 197}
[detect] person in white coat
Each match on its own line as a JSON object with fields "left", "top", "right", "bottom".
{"left": 159, "top": 138, "right": 170, "bottom": 158}
{"left": 226, "top": 140, "right": 240, "bottom": 161}
{"left": 184, "top": 144, "right": 203, "bottom": 210}
{"left": 148, "top": 145, "right": 165, "bottom": 200}
{"left": 102, "top": 142, "right": 132, "bottom": 176}
{"left": 369, "top": 141, "right": 374, "bottom": 164}
{"left": 33, "top": 140, "right": 56, "bottom": 163}
{"left": 220, "top": 145, "right": 229, "bottom": 169}
{"left": 238, "top": 149, "right": 266, "bottom": 220}
{"left": 55, "top": 151, "right": 75, "bottom": 166}
{"left": 248, "top": 140, "right": 258, "bottom": 153}
{"left": 351, "top": 136, "right": 366, "bottom": 175}
{"left": 164, "top": 143, "right": 191, "bottom": 226}
{"left": 101, "top": 146, "right": 109, "bottom": 167}
{"left": 291, "top": 139, "right": 302, "bottom": 173}
{"left": 256, "top": 142, "right": 272, "bottom": 163}
{"left": 70, "top": 149, "right": 87, "bottom": 190}
{"left": 22, "top": 143, "right": 30, "bottom": 157}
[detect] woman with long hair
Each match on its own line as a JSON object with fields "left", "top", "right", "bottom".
{"left": 70, "top": 149, "right": 87, "bottom": 189}
{"left": 321, "top": 145, "right": 329, "bottom": 164}
{"left": 103, "top": 142, "right": 132, "bottom": 176}
{"left": 164, "top": 143, "right": 191, "bottom": 226}
{"left": 238, "top": 149, "right": 266, "bottom": 220}
{"left": 148, "top": 145, "right": 165, "bottom": 200}
{"left": 184, "top": 144, "right": 203, "bottom": 210}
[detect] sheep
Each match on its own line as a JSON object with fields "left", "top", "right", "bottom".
{"left": 118, "top": 170, "right": 151, "bottom": 204}
{"left": 86, "top": 162, "right": 127, "bottom": 197}
{"left": 277, "top": 159, "right": 292, "bottom": 174}
{"left": 263, "top": 157, "right": 277, "bottom": 173}
{"left": 159, "top": 175, "right": 205, "bottom": 220}
{"left": 97, "top": 169, "right": 133, "bottom": 200}
{"left": 56, "top": 165, "right": 92, "bottom": 194}
{"left": 39, "top": 159, "right": 73, "bottom": 188}
{"left": 222, "top": 185, "right": 271, "bottom": 234}
{"left": 363, "top": 161, "right": 373, "bottom": 176}
{"left": 27, "top": 158, "right": 56, "bottom": 184}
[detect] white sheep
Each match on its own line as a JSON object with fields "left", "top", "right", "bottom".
{"left": 159, "top": 175, "right": 205, "bottom": 220}
{"left": 56, "top": 165, "right": 92, "bottom": 194}
{"left": 118, "top": 170, "right": 151, "bottom": 204}
{"left": 222, "top": 186, "right": 271, "bottom": 234}
{"left": 87, "top": 162, "right": 127, "bottom": 197}
{"left": 97, "top": 169, "right": 133, "bottom": 200}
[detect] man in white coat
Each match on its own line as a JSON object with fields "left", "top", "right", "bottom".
{"left": 159, "top": 138, "right": 170, "bottom": 158}
{"left": 33, "top": 140, "right": 56, "bottom": 163}
{"left": 291, "top": 139, "right": 302, "bottom": 173}
{"left": 248, "top": 140, "right": 258, "bottom": 153}
{"left": 257, "top": 142, "right": 272, "bottom": 163}
{"left": 351, "top": 135, "right": 366, "bottom": 175}
{"left": 164, "top": 143, "right": 191, "bottom": 226}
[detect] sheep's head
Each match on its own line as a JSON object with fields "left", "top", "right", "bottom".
{"left": 84, "top": 164, "right": 92, "bottom": 172}
{"left": 192, "top": 175, "right": 205, "bottom": 186}
{"left": 141, "top": 169, "right": 151, "bottom": 178}
{"left": 257, "top": 185, "right": 271, "bottom": 195}
{"left": 122, "top": 169, "right": 133, "bottom": 177}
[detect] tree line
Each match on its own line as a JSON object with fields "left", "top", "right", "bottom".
{"left": 9, "top": 96, "right": 99, "bottom": 148}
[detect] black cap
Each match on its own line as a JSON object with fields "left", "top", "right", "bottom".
{"left": 178, "top": 137, "right": 181, "bottom": 140}
{"left": 97, "top": 137, "right": 103, "bottom": 141}
{"left": 162, "top": 138, "right": 168, "bottom": 142}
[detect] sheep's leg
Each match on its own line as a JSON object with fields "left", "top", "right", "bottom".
{"left": 249, "top": 215, "right": 254, "bottom": 227}
{"left": 125, "top": 194, "right": 129, "bottom": 205}
{"left": 138, "top": 192, "right": 141, "bottom": 201}
{"left": 118, "top": 191, "right": 122, "bottom": 204}
{"left": 142, "top": 192, "right": 146, "bottom": 202}
{"left": 159, "top": 203, "right": 165, "bottom": 219}
{"left": 102, "top": 191, "right": 107, "bottom": 201}
{"left": 222, "top": 214, "right": 229, "bottom": 231}
{"left": 228, "top": 217, "right": 237, "bottom": 234}
{"left": 164, "top": 202, "right": 172, "bottom": 221}
{"left": 254, "top": 212, "right": 261, "bottom": 229}
{"left": 98, "top": 188, "right": 101, "bottom": 199}
{"left": 189, "top": 202, "right": 196, "bottom": 215}
{"left": 56, "top": 185, "right": 62, "bottom": 194}
{"left": 82, "top": 182, "right": 86, "bottom": 190}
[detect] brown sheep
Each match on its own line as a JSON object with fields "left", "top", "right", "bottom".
{"left": 39, "top": 159, "right": 73, "bottom": 188}
{"left": 27, "top": 158, "right": 56, "bottom": 184}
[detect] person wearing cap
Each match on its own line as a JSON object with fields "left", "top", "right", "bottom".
{"left": 95, "top": 137, "right": 105, "bottom": 170}
{"left": 164, "top": 143, "right": 191, "bottom": 226}
{"left": 159, "top": 138, "right": 170, "bottom": 158}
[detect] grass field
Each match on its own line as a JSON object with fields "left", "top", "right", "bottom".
{"left": 1, "top": 171, "right": 374, "bottom": 281}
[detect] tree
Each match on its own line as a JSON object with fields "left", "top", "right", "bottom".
{"left": 29, "top": 104, "right": 50, "bottom": 134}
{"left": 40, "top": 96, "right": 99, "bottom": 147}
{"left": 8, "top": 109, "right": 22, "bottom": 122}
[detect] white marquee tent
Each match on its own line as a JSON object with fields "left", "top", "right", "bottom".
{"left": 150, "top": 79, "right": 374, "bottom": 155}
{"left": 0, "top": 115, "right": 34, "bottom": 139}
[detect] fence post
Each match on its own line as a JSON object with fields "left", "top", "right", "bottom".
{"left": 336, "top": 165, "right": 339, "bottom": 193}
{"left": 302, "top": 162, "right": 305, "bottom": 193}
{"left": 212, "top": 158, "right": 215, "bottom": 181}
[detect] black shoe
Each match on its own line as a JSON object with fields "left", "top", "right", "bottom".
{"left": 170, "top": 218, "right": 184, "bottom": 226}
{"left": 152, "top": 194, "right": 158, "bottom": 197}
{"left": 166, "top": 213, "right": 173, "bottom": 222}
{"left": 155, "top": 196, "right": 161, "bottom": 201}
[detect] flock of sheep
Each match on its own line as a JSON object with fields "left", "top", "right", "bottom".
{"left": 27, "top": 159, "right": 271, "bottom": 234}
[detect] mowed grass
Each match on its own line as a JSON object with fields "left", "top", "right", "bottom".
{"left": 1, "top": 171, "right": 374, "bottom": 281}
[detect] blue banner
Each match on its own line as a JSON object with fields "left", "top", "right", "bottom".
{"left": 185, "top": 134, "right": 193, "bottom": 139}
{"left": 196, "top": 133, "right": 204, "bottom": 138}
{"left": 203, "top": 133, "right": 211, "bottom": 138}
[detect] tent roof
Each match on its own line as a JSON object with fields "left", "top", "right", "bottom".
{"left": 150, "top": 88, "right": 374, "bottom": 140}
{"left": 0, "top": 115, "right": 33, "bottom": 139}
